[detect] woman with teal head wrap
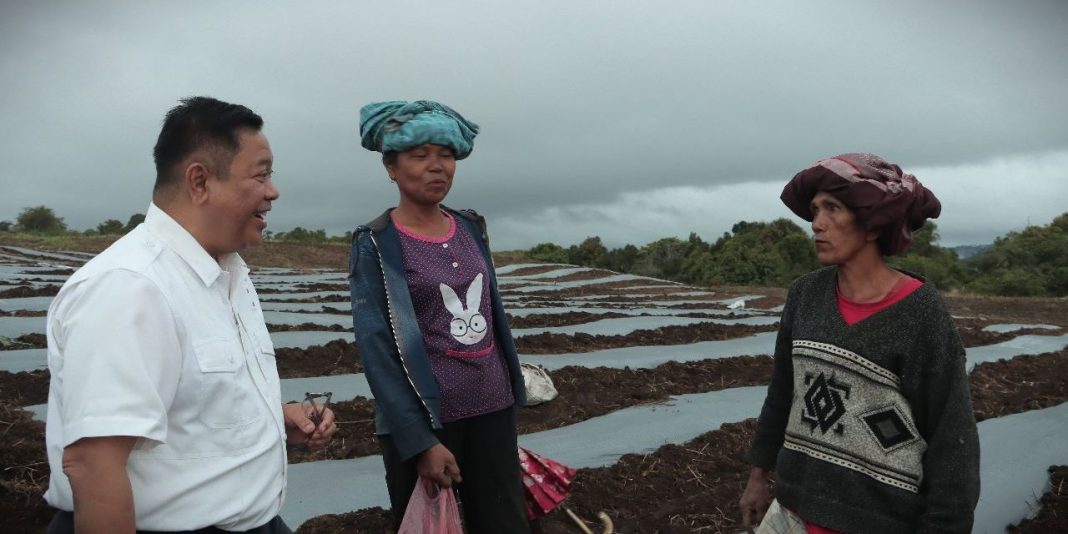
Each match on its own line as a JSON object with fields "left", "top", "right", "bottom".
{"left": 350, "top": 101, "right": 531, "bottom": 533}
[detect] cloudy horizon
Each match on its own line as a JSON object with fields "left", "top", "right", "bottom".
{"left": 3, "top": 1, "right": 1066, "bottom": 250}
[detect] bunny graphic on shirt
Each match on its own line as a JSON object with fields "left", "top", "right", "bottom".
{"left": 440, "top": 273, "right": 487, "bottom": 345}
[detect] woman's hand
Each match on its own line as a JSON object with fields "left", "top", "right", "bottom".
{"left": 417, "top": 443, "right": 462, "bottom": 488}
{"left": 739, "top": 466, "right": 772, "bottom": 530}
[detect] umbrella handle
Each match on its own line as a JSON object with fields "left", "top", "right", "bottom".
{"left": 564, "top": 507, "right": 594, "bottom": 534}
{"left": 596, "top": 512, "right": 614, "bottom": 534}
{"left": 564, "top": 507, "right": 614, "bottom": 534}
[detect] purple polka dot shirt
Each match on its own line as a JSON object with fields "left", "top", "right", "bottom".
{"left": 394, "top": 211, "right": 514, "bottom": 423}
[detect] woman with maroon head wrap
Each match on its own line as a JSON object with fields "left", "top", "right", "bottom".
{"left": 739, "top": 154, "right": 979, "bottom": 533}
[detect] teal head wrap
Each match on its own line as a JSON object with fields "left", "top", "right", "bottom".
{"left": 359, "top": 100, "right": 480, "bottom": 160}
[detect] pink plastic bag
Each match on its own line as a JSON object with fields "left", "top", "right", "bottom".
{"left": 398, "top": 477, "right": 463, "bottom": 534}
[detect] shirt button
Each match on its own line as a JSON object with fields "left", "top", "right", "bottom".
{"left": 452, "top": 262, "right": 458, "bottom": 267}
{"left": 442, "top": 243, "right": 449, "bottom": 248}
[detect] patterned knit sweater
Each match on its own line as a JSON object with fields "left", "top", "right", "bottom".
{"left": 746, "top": 267, "right": 980, "bottom": 533}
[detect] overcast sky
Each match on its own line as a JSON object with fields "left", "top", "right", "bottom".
{"left": 2, "top": 1, "right": 1066, "bottom": 249}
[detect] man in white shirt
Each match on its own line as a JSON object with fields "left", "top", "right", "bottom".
{"left": 43, "top": 96, "right": 336, "bottom": 534}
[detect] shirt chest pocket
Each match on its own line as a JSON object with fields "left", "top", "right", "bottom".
{"left": 192, "top": 338, "right": 261, "bottom": 429}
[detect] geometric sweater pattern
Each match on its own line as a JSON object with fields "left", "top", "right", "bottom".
{"left": 747, "top": 267, "right": 980, "bottom": 534}
{"left": 785, "top": 339, "right": 926, "bottom": 494}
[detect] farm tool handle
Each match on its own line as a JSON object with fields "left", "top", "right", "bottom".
{"left": 302, "top": 391, "right": 332, "bottom": 428}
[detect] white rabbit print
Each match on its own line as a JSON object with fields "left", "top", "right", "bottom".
{"left": 439, "top": 273, "right": 488, "bottom": 345}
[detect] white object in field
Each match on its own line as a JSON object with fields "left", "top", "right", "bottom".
{"left": 521, "top": 363, "right": 559, "bottom": 405}
{"left": 727, "top": 299, "right": 746, "bottom": 309}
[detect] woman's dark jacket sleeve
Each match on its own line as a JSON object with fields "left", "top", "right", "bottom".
{"left": 349, "top": 229, "right": 440, "bottom": 461}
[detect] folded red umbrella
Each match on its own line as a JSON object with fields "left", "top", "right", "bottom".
{"left": 518, "top": 446, "right": 577, "bottom": 519}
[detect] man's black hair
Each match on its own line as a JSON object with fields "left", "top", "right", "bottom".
{"left": 152, "top": 96, "right": 264, "bottom": 193}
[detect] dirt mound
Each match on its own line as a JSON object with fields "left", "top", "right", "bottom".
{"left": 296, "top": 507, "right": 396, "bottom": 533}
{"left": 1008, "top": 465, "right": 1068, "bottom": 533}
{"left": 533, "top": 419, "right": 759, "bottom": 534}
{"left": 255, "top": 286, "right": 292, "bottom": 294}
{"left": 945, "top": 294, "right": 1068, "bottom": 327}
{"left": 266, "top": 322, "right": 350, "bottom": 333}
{"left": 0, "top": 285, "right": 60, "bottom": 298}
{"left": 507, "top": 311, "right": 631, "bottom": 329}
{"left": 260, "top": 294, "right": 350, "bottom": 303}
{"left": 511, "top": 298, "right": 633, "bottom": 310}
{"left": 13, "top": 334, "right": 45, "bottom": 349}
{"left": 1, "top": 310, "right": 47, "bottom": 318}
{"left": 504, "top": 265, "right": 570, "bottom": 277}
{"left": 520, "top": 357, "right": 773, "bottom": 434}
{"left": 27, "top": 269, "right": 74, "bottom": 275}
{"left": 516, "top": 280, "right": 693, "bottom": 300}
{"left": 552, "top": 269, "right": 627, "bottom": 282}
{"left": 240, "top": 241, "right": 348, "bottom": 269}
{"left": 0, "top": 401, "right": 53, "bottom": 533}
{"left": 276, "top": 340, "right": 362, "bottom": 378}
{"left": 516, "top": 322, "right": 777, "bottom": 354}
{"left": 0, "top": 370, "right": 49, "bottom": 405}
{"left": 294, "top": 283, "right": 348, "bottom": 292}
{"left": 970, "top": 350, "right": 1068, "bottom": 422}
{"left": 1, "top": 334, "right": 46, "bottom": 351}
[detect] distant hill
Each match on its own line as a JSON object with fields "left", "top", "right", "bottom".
{"left": 951, "top": 244, "right": 992, "bottom": 260}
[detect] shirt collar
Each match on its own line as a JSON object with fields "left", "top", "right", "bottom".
{"left": 144, "top": 203, "right": 245, "bottom": 287}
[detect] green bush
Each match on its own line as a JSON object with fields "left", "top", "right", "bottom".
{"left": 273, "top": 227, "right": 328, "bottom": 243}
{"left": 95, "top": 219, "right": 125, "bottom": 235}
{"left": 567, "top": 237, "right": 609, "bottom": 268}
{"left": 969, "top": 269, "right": 1047, "bottom": 297}
{"left": 528, "top": 242, "right": 569, "bottom": 264}
{"left": 124, "top": 213, "right": 146, "bottom": 233}
{"left": 889, "top": 223, "right": 969, "bottom": 290}
{"left": 966, "top": 213, "right": 1068, "bottom": 296}
{"left": 16, "top": 206, "right": 67, "bottom": 234}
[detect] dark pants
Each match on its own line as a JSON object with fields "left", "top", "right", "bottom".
{"left": 47, "top": 511, "right": 292, "bottom": 534}
{"left": 379, "top": 406, "right": 530, "bottom": 534}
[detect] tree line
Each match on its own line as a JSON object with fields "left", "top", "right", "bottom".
{"left": 1, "top": 206, "right": 349, "bottom": 243}
{"left": 526, "top": 213, "right": 1068, "bottom": 298}
{"left": 6, "top": 206, "right": 1067, "bottom": 296}
{"left": 0, "top": 206, "right": 145, "bottom": 236}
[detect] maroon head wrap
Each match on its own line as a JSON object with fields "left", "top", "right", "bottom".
{"left": 780, "top": 153, "right": 941, "bottom": 255}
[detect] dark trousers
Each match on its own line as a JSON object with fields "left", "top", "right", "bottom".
{"left": 379, "top": 406, "right": 530, "bottom": 534}
{"left": 48, "top": 511, "right": 292, "bottom": 534}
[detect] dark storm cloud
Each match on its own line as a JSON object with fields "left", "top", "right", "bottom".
{"left": 2, "top": 1, "right": 1066, "bottom": 247}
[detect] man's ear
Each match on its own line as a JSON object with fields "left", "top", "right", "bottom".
{"left": 184, "top": 161, "right": 211, "bottom": 205}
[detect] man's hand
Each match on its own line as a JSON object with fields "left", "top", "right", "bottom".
{"left": 63, "top": 436, "right": 138, "bottom": 534}
{"left": 282, "top": 402, "right": 337, "bottom": 449}
{"left": 739, "top": 466, "right": 773, "bottom": 530}
{"left": 417, "top": 443, "right": 462, "bottom": 488}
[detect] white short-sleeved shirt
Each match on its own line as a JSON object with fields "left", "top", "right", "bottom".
{"left": 44, "top": 203, "right": 287, "bottom": 531}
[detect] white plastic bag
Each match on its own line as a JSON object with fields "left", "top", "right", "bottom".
{"left": 521, "top": 363, "right": 558, "bottom": 405}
